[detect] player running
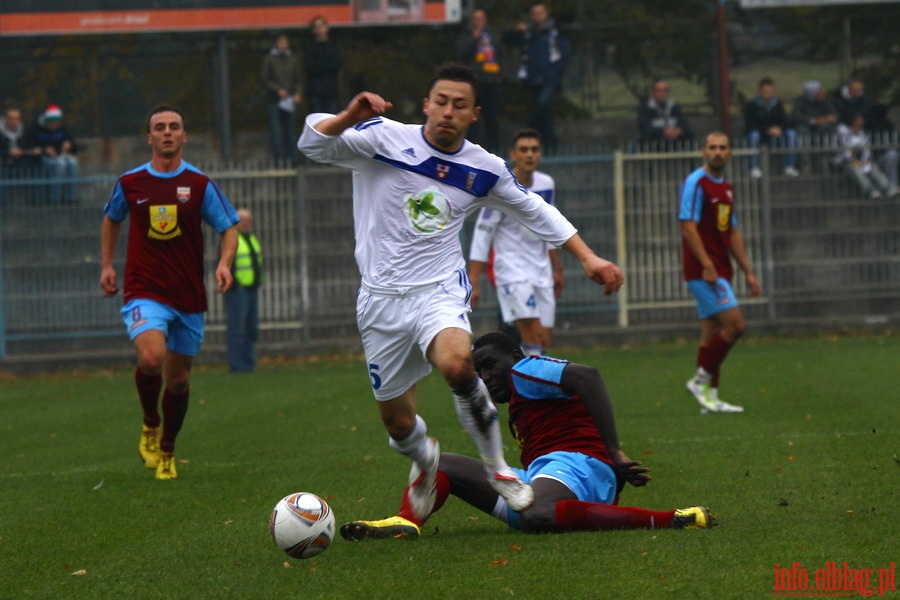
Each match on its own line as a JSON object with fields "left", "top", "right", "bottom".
{"left": 298, "top": 63, "right": 623, "bottom": 519}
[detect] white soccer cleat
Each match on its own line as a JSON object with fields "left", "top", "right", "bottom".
{"left": 489, "top": 467, "right": 534, "bottom": 512}
{"left": 406, "top": 438, "right": 440, "bottom": 521}
{"left": 686, "top": 378, "right": 719, "bottom": 414}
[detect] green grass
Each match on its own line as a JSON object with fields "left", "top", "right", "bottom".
{"left": 1, "top": 333, "right": 897, "bottom": 599}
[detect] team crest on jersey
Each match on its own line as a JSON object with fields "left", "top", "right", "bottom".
{"left": 717, "top": 204, "right": 731, "bottom": 232}
{"left": 436, "top": 164, "right": 450, "bottom": 179}
{"left": 466, "top": 171, "right": 477, "bottom": 190}
{"left": 176, "top": 187, "right": 191, "bottom": 203}
{"left": 148, "top": 205, "right": 182, "bottom": 240}
{"left": 405, "top": 186, "right": 451, "bottom": 235}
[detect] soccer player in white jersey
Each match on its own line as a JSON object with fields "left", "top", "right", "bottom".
{"left": 297, "top": 63, "right": 623, "bottom": 519}
{"left": 469, "top": 129, "right": 563, "bottom": 357}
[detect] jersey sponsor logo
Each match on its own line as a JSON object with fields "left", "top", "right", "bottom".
{"left": 436, "top": 164, "right": 450, "bottom": 179}
{"left": 717, "top": 204, "right": 731, "bottom": 232}
{"left": 136, "top": 198, "right": 150, "bottom": 204}
{"left": 466, "top": 170, "right": 477, "bottom": 190}
{"left": 404, "top": 186, "right": 451, "bottom": 235}
{"left": 176, "top": 186, "right": 191, "bottom": 203}
{"left": 148, "top": 204, "right": 182, "bottom": 240}
{"left": 402, "top": 147, "right": 416, "bottom": 158}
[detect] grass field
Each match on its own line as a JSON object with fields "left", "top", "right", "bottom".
{"left": 1, "top": 333, "right": 897, "bottom": 599}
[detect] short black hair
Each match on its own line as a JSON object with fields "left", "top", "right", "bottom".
{"left": 145, "top": 104, "right": 185, "bottom": 133}
{"left": 510, "top": 128, "right": 542, "bottom": 148}
{"left": 426, "top": 62, "right": 480, "bottom": 106}
{"left": 758, "top": 77, "right": 774, "bottom": 88}
{"left": 473, "top": 331, "right": 522, "bottom": 358}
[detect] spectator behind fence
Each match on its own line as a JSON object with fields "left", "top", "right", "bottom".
{"left": 31, "top": 104, "right": 80, "bottom": 203}
{"left": 504, "top": 3, "right": 571, "bottom": 154}
{"left": 0, "top": 106, "right": 40, "bottom": 174}
{"left": 832, "top": 79, "right": 899, "bottom": 194}
{"left": 225, "top": 208, "right": 264, "bottom": 374}
{"left": 637, "top": 78, "right": 693, "bottom": 148}
{"left": 792, "top": 81, "right": 839, "bottom": 140}
{"left": 833, "top": 113, "right": 896, "bottom": 199}
{"left": 831, "top": 78, "right": 873, "bottom": 128}
{"left": 305, "top": 16, "right": 342, "bottom": 115}
{"left": 743, "top": 78, "right": 798, "bottom": 178}
{"left": 455, "top": 8, "right": 502, "bottom": 153}
{"left": 262, "top": 32, "right": 303, "bottom": 162}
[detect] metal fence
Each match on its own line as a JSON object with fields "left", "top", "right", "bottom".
{"left": 1, "top": 141, "right": 898, "bottom": 365}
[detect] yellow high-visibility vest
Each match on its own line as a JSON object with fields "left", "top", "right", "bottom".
{"left": 233, "top": 233, "right": 263, "bottom": 287}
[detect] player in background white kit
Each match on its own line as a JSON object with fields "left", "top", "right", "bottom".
{"left": 297, "top": 63, "right": 623, "bottom": 519}
{"left": 469, "top": 129, "right": 563, "bottom": 357}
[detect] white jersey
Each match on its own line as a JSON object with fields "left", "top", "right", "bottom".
{"left": 469, "top": 171, "right": 556, "bottom": 287}
{"left": 298, "top": 114, "right": 577, "bottom": 289}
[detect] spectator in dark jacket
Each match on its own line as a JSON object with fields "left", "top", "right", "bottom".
{"left": 743, "top": 78, "right": 798, "bottom": 178}
{"left": 636, "top": 78, "right": 693, "bottom": 148}
{"left": 304, "top": 16, "right": 342, "bottom": 115}
{"left": 261, "top": 33, "right": 303, "bottom": 162}
{"left": 831, "top": 79, "right": 873, "bottom": 127}
{"left": 31, "top": 104, "right": 80, "bottom": 202}
{"left": 504, "top": 3, "right": 570, "bottom": 153}
{"left": 792, "top": 80, "right": 839, "bottom": 139}
{"left": 455, "top": 9, "right": 502, "bottom": 152}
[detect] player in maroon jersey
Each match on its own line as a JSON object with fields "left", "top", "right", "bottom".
{"left": 338, "top": 332, "right": 715, "bottom": 539}
{"left": 100, "top": 105, "right": 239, "bottom": 480}
{"left": 679, "top": 132, "right": 761, "bottom": 414}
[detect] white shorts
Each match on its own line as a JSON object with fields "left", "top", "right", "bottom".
{"left": 495, "top": 282, "right": 556, "bottom": 328}
{"left": 356, "top": 269, "right": 473, "bottom": 401}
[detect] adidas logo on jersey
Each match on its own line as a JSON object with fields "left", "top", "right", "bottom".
{"left": 402, "top": 147, "right": 417, "bottom": 158}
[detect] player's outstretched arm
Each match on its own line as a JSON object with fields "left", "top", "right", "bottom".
{"left": 313, "top": 92, "right": 394, "bottom": 136}
{"left": 560, "top": 363, "right": 651, "bottom": 488}
{"left": 560, "top": 234, "right": 623, "bottom": 296}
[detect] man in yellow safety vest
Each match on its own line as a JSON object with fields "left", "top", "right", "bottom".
{"left": 224, "top": 208, "right": 263, "bottom": 372}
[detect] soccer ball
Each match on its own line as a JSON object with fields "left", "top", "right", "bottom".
{"left": 269, "top": 492, "right": 335, "bottom": 559}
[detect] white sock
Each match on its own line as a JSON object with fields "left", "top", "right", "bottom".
{"left": 388, "top": 414, "right": 432, "bottom": 469}
{"left": 520, "top": 343, "right": 542, "bottom": 357}
{"left": 694, "top": 367, "right": 711, "bottom": 385}
{"left": 453, "top": 377, "right": 508, "bottom": 474}
{"left": 490, "top": 496, "right": 509, "bottom": 523}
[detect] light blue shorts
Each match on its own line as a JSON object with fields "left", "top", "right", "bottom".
{"left": 121, "top": 299, "right": 205, "bottom": 357}
{"left": 506, "top": 451, "right": 617, "bottom": 528}
{"left": 687, "top": 277, "right": 738, "bottom": 319}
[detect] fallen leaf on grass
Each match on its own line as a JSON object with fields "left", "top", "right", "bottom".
{"left": 509, "top": 545, "right": 521, "bottom": 551}
{"left": 490, "top": 557, "right": 509, "bottom": 566}
{"left": 71, "top": 569, "right": 87, "bottom": 576}
{"left": 282, "top": 561, "right": 292, "bottom": 569}
{"left": 224, "top": 520, "right": 234, "bottom": 526}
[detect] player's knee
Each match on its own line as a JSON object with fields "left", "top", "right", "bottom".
{"left": 136, "top": 350, "right": 165, "bottom": 374}
{"left": 382, "top": 413, "right": 417, "bottom": 441}
{"left": 518, "top": 501, "right": 558, "bottom": 533}
{"left": 440, "top": 357, "right": 476, "bottom": 390}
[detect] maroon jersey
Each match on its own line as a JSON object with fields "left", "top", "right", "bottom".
{"left": 104, "top": 162, "right": 238, "bottom": 313}
{"left": 506, "top": 356, "right": 613, "bottom": 469}
{"left": 678, "top": 167, "right": 736, "bottom": 281}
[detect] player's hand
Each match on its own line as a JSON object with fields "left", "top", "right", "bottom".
{"left": 215, "top": 266, "right": 234, "bottom": 293}
{"left": 610, "top": 449, "right": 651, "bottom": 487}
{"left": 746, "top": 272, "right": 762, "bottom": 298}
{"left": 470, "top": 282, "right": 482, "bottom": 309}
{"left": 702, "top": 264, "right": 718, "bottom": 284}
{"left": 100, "top": 266, "right": 119, "bottom": 297}
{"left": 582, "top": 255, "right": 623, "bottom": 296}
{"left": 345, "top": 92, "right": 393, "bottom": 123}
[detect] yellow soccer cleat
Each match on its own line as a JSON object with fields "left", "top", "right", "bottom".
{"left": 139, "top": 426, "right": 161, "bottom": 469}
{"left": 672, "top": 506, "right": 716, "bottom": 529}
{"left": 340, "top": 516, "right": 420, "bottom": 541}
{"left": 155, "top": 453, "right": 178, "bottom": 480}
